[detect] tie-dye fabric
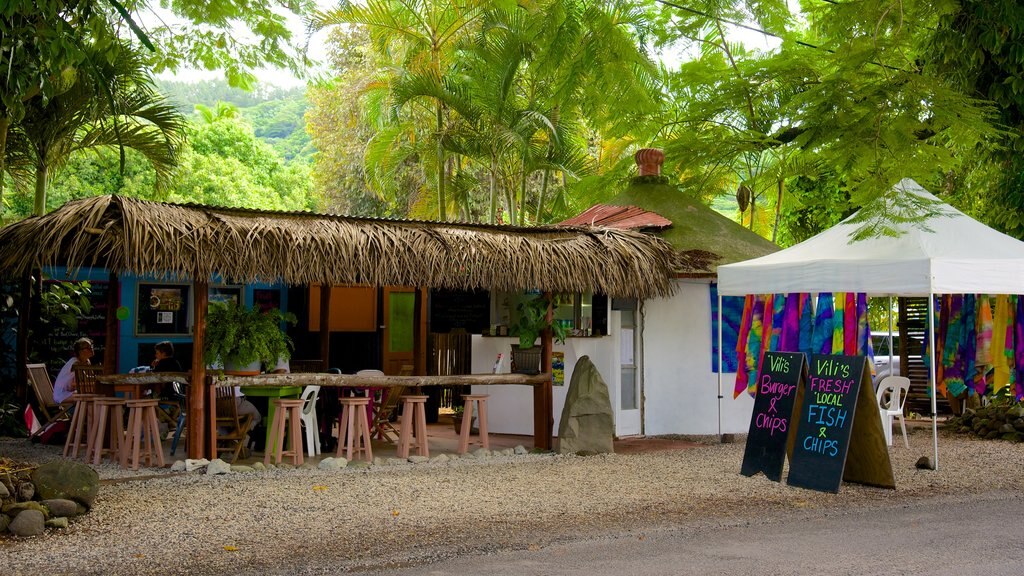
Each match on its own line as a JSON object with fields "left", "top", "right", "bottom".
{"left": 744, "top": 296, "right": 766, "bottom": 397}
{"left": 962, "top": 295, "right": 978, "bottom": 396}
{"left": 943, "top": 295, "right": 966, "bottom": 397}
{"left": 974, "top": 297, "right": 993, "bottom": 395}
{"left": 832, "top": 293, "right": 846, "bottom": 354}
{"left": 1016, "top": 296, "right": 1024, "bottom": 401}
{"left": 844, "top": 293, "right": 858, "bottom": 355}
{"left": 733, "top": 295, "right": 755, "bottom": 399}
{"left": 798, "top": 293, "right": 814, "bottom": 354}
{"left": 991, "top": 295, "right": 1010, "bottom": 393}
{"left": 812, "top": 293, "right": 834, "bottom": 354}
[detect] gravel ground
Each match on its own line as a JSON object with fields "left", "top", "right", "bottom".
{"left": 3, "top": 426, "right": 1023, "bottom": 575}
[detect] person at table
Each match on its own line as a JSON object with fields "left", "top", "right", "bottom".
{"left": 53, "top": 337, "right": 94, "bottom": 404}
{"left": 151, "top": 341, "right": 183, "bottom": 372}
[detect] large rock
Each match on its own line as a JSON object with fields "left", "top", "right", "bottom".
{"left": 8, "top": 509, "right": 45, "bottom": 537}
{"left": 557, "top": 356, "right": 615, "bottom": 455}
{"left": 2, "top": 501, "right": 49, "bottom": 519}
{"left": 42, "top": 499, "right": 82, "bottom": 518}
{"left": 31, "top": 461, "right": 100, "bottom": 510}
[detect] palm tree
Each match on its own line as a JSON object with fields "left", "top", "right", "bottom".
{"left": 5, "top": 44, "right": 186, "bottom": 216}
{"left": 315, "top": 0, "right": 489, "bottom": 221}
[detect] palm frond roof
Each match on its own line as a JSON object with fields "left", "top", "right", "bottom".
{"left": 0, "top": 195, "right": 682, "bottom": 299}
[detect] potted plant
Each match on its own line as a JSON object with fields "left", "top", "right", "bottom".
{"left": 451, "top": 404, "right": 465, "bottom": 433}
{"left": 204, "top": 301, "right": 297, "bottom": 374}
{"left": 509, "top": 294, "right": 568, "bottom": 374}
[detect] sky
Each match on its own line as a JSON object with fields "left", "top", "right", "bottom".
{"left": 153, "top": 3, "right": 782, "bottom": 90}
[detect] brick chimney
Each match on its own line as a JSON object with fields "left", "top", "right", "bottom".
{"left": 634, "top": 148, "right": 665, "bottom": 177}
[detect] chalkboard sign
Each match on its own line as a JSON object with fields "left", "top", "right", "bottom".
{"left": 740, "top": 351, "right": 806, "bottom": 482}
{"left": 787, "top": 354, "right": 894, "bottom": 493}
{"left": 430, "top": 289, "right": 490, "bottom": 334}
{"left": 40, "top": 280, "right": 110, "bottom": 375}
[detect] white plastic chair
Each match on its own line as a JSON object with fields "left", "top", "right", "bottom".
{"left": 299, "top": 385, "right": 321, "bottom": 457}
{"left": 876, "top": 376, "right": 910, "bottom": 448}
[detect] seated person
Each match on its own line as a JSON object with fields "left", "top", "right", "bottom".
{"left": 151, "top": 340, "right": 183, "bottom": 372}
{"left": 53, "top": 337, "right": 95, "bottom": 404}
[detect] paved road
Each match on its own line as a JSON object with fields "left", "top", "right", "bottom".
{"left": 375, "top": 491, "right": 1024, "bottom": 575}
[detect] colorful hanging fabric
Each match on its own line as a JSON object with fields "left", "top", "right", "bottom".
{"left": 856, "top": 293, "right": 875, "bottom": 374}
{"left": 733, "top": 295, "right": 755, "bottom": 399}
{"left": 962, "top": 294, "right": 978, "bottom": 396}
{"left": 992, "top": 295, "right": 1012, "bottom": 393}
{"left": 778, "top": 293, "right": 801, "bottom": 352}
{"left": 943, "top": 295, "right": 967, "bottom": 397}
{"left": 936, "top": 295, "right": 950, "bottom": 392}
{"left": 974, "top": 296, "right": 993, "bottom": 396}
{"left": 1016, "top": 295, "right": 1024, "bottom": 401}
{"left": 832, "top": 292, "right": 846, "bottom": 354}
{"left": 798, "top": 293, "right": 814, "bottom": 354}
{"left": 844, "top": 292, "right": 858, "bottom": 355}
{"left": 744, "top": 296, "right": 767, "bottom": 398}
{"left": 811, "top": 293, "right": 834, "bottom": 354}
{"left": 768, "top": 294, "right": 786, "bottom": 352}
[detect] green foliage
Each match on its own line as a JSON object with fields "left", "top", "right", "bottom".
{"left": 512, "top": 294, "right": 567, "bottom": 349}
{"left": 39, "top": 280, "right": 92, "bottom": 333}
{"left": 0, "top": 393, "right": 28, "bottom": 438}
{"left": 204, "top": 302, "right": 297, "bottom": 370}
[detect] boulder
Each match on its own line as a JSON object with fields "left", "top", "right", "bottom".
{"left": 185, "top": 458, "right": 210, "bottom": 472}
{"left": 8, "top": 509, "right": 45, "bottom": 537}
{"left": 45, "top": 517, "right": 69, "bottom": 529}
{"left": 513, "top": 445, "right": 528, "bottom": 455}
{"left": 170, "top": 460, "right": 187, "bottom": 472}
{"left": 17, "top": 482, "right": 35, "bottom": 502}
{"left": 31, "top": 461, "right": 99, "bottom": 510}
{"left": 0, "top": 481, "right": 9, "bottom": 498}
{"left": 3, "top": 501, "right": 49, "bottom": 519}
{"left": 408, "top": 455, "right": 429, "bottom": 464}
{"left": 41, "top": 499, "right": 80, "bottom": 518}
{"left": 318, "top": 457, "right": 347, "bottom": 471}
{"left": 557, "top": 356, "right": 615, "bottom": 455}
{"left": 206, "top": 459, "right": 232, "bottom": 475}
{"left": 0, "top": 514, "right": 9, "bottom": 533}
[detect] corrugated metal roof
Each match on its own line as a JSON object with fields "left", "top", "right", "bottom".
{"left": 558, "top": 205, "right": 672, "bottom": 230}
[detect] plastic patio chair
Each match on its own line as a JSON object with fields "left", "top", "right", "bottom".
{"left": 876, "top": 376, "right": 910, "bottom": 448}
{"left": 299, "top": 385, "right": 321, "bottom": 457}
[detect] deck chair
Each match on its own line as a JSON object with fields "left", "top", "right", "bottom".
{"left": 370, "top": 364, "right": 415, "bottom": 442}
{"left": 214, "top": 387, "right": 254, "bottom": 462}
{"left": 876, "top": 376, "right": 910, "bottom": 448}
{"left": 371, "top": 384, "right": 406, "bottom": 442}
{"left": 26, "top": 363, "right": 72, "bottom": 428}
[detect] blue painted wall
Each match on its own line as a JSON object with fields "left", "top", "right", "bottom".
{"left": 45, "top": 267, "right": 288, "bottom": 373}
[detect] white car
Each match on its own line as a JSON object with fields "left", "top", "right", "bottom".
{"left": 871, "top": 332, "right": 902, "bottom": 386}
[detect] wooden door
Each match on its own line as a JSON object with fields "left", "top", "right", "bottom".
{"left": 382, "top": 287, "right": 419, "bottom": 375}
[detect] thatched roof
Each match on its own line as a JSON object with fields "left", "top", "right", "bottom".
{"left": 0, "top": 195, "right": 683, "bottom": 299}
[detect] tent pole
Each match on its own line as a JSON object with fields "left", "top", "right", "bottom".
{"left": 888, "top": 295, "right": 894, "bottom": 371}
{"left": 928, "top": 293, "right": 939, "bottom": 470}
{"left": 717, "top": 291, "right": 723, "bottom": 439}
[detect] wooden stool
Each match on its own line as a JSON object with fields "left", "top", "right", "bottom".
{"left": 265, "top": 399, "right": 305, "bottom": 466}
{"left": 397, "top": 395, "right": 429, "bottom": 458}
{"left": 336, "top": 397, "right": 373, "bottom": 461}
{"left": 89, "top": 398, "right": 127, "bottom": 465}
{"left": 63, "top": 393, "right": 100, "bottom": 459}
{"left": 124, "top": 399, "right": 165, "bottom": 470}
{"left": 458, "top": 394, "right": 490, "bottom": 454}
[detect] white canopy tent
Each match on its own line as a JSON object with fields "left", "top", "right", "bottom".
{"left": 716, "top": 178, "right": 1024, "bottom": 469}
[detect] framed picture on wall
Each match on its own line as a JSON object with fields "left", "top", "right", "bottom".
{"left": 253, "top": 288, "right": 281, "bottom": 313}
{"left": 209, "top": 285, "right": 243, "bottom": 309}
{"left": 136, "top": 283, "right": 191, "bottom": 336}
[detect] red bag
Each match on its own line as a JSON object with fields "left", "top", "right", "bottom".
{"left": 32, "top": 420, "right": 69, "bottom": 445}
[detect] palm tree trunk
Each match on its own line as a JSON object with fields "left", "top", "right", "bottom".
{"left": 518, "top": 152, "right": 528, "bottom": 226}
{"left": 33, "top": 162, "right": 48, "bottom": 217}
{"left": 748, "top": 194, "right": 755, "bottom": 231}
{"left": 489, "top": 154, "right": 498, "bottom": 224}
{"left": 436, "top": 103, "right": 447, "bottom": 221}
{"left": 0, "top": 115, "right": 7, "bottom": 221}
{"left": 535, "top": 167, "right": 550, "bottom": 223}
{"left": 771, "top": 179, "right": 784, "bottom": 243}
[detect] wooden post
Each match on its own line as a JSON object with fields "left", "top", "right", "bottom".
{"left": 319, "top": 283, "right": 331, "bottom": 368}
{"left": 14, "top": 270, "right": 32, "bottom": 401}
{"left": 414, "top": 287, "right": 426, "bottom": 376}
{"left": 533, "top": 292, "right": 554, "bottom": 451}
{"left": 189, "top": 279, "right": 208, "bottom": 459}
{"left": 103, "top": 273, "right": 119, "bottom": 374}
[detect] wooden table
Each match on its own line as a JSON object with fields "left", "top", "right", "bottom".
{"left": 239, "top": 385, "right": 303, "bottom": 455}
